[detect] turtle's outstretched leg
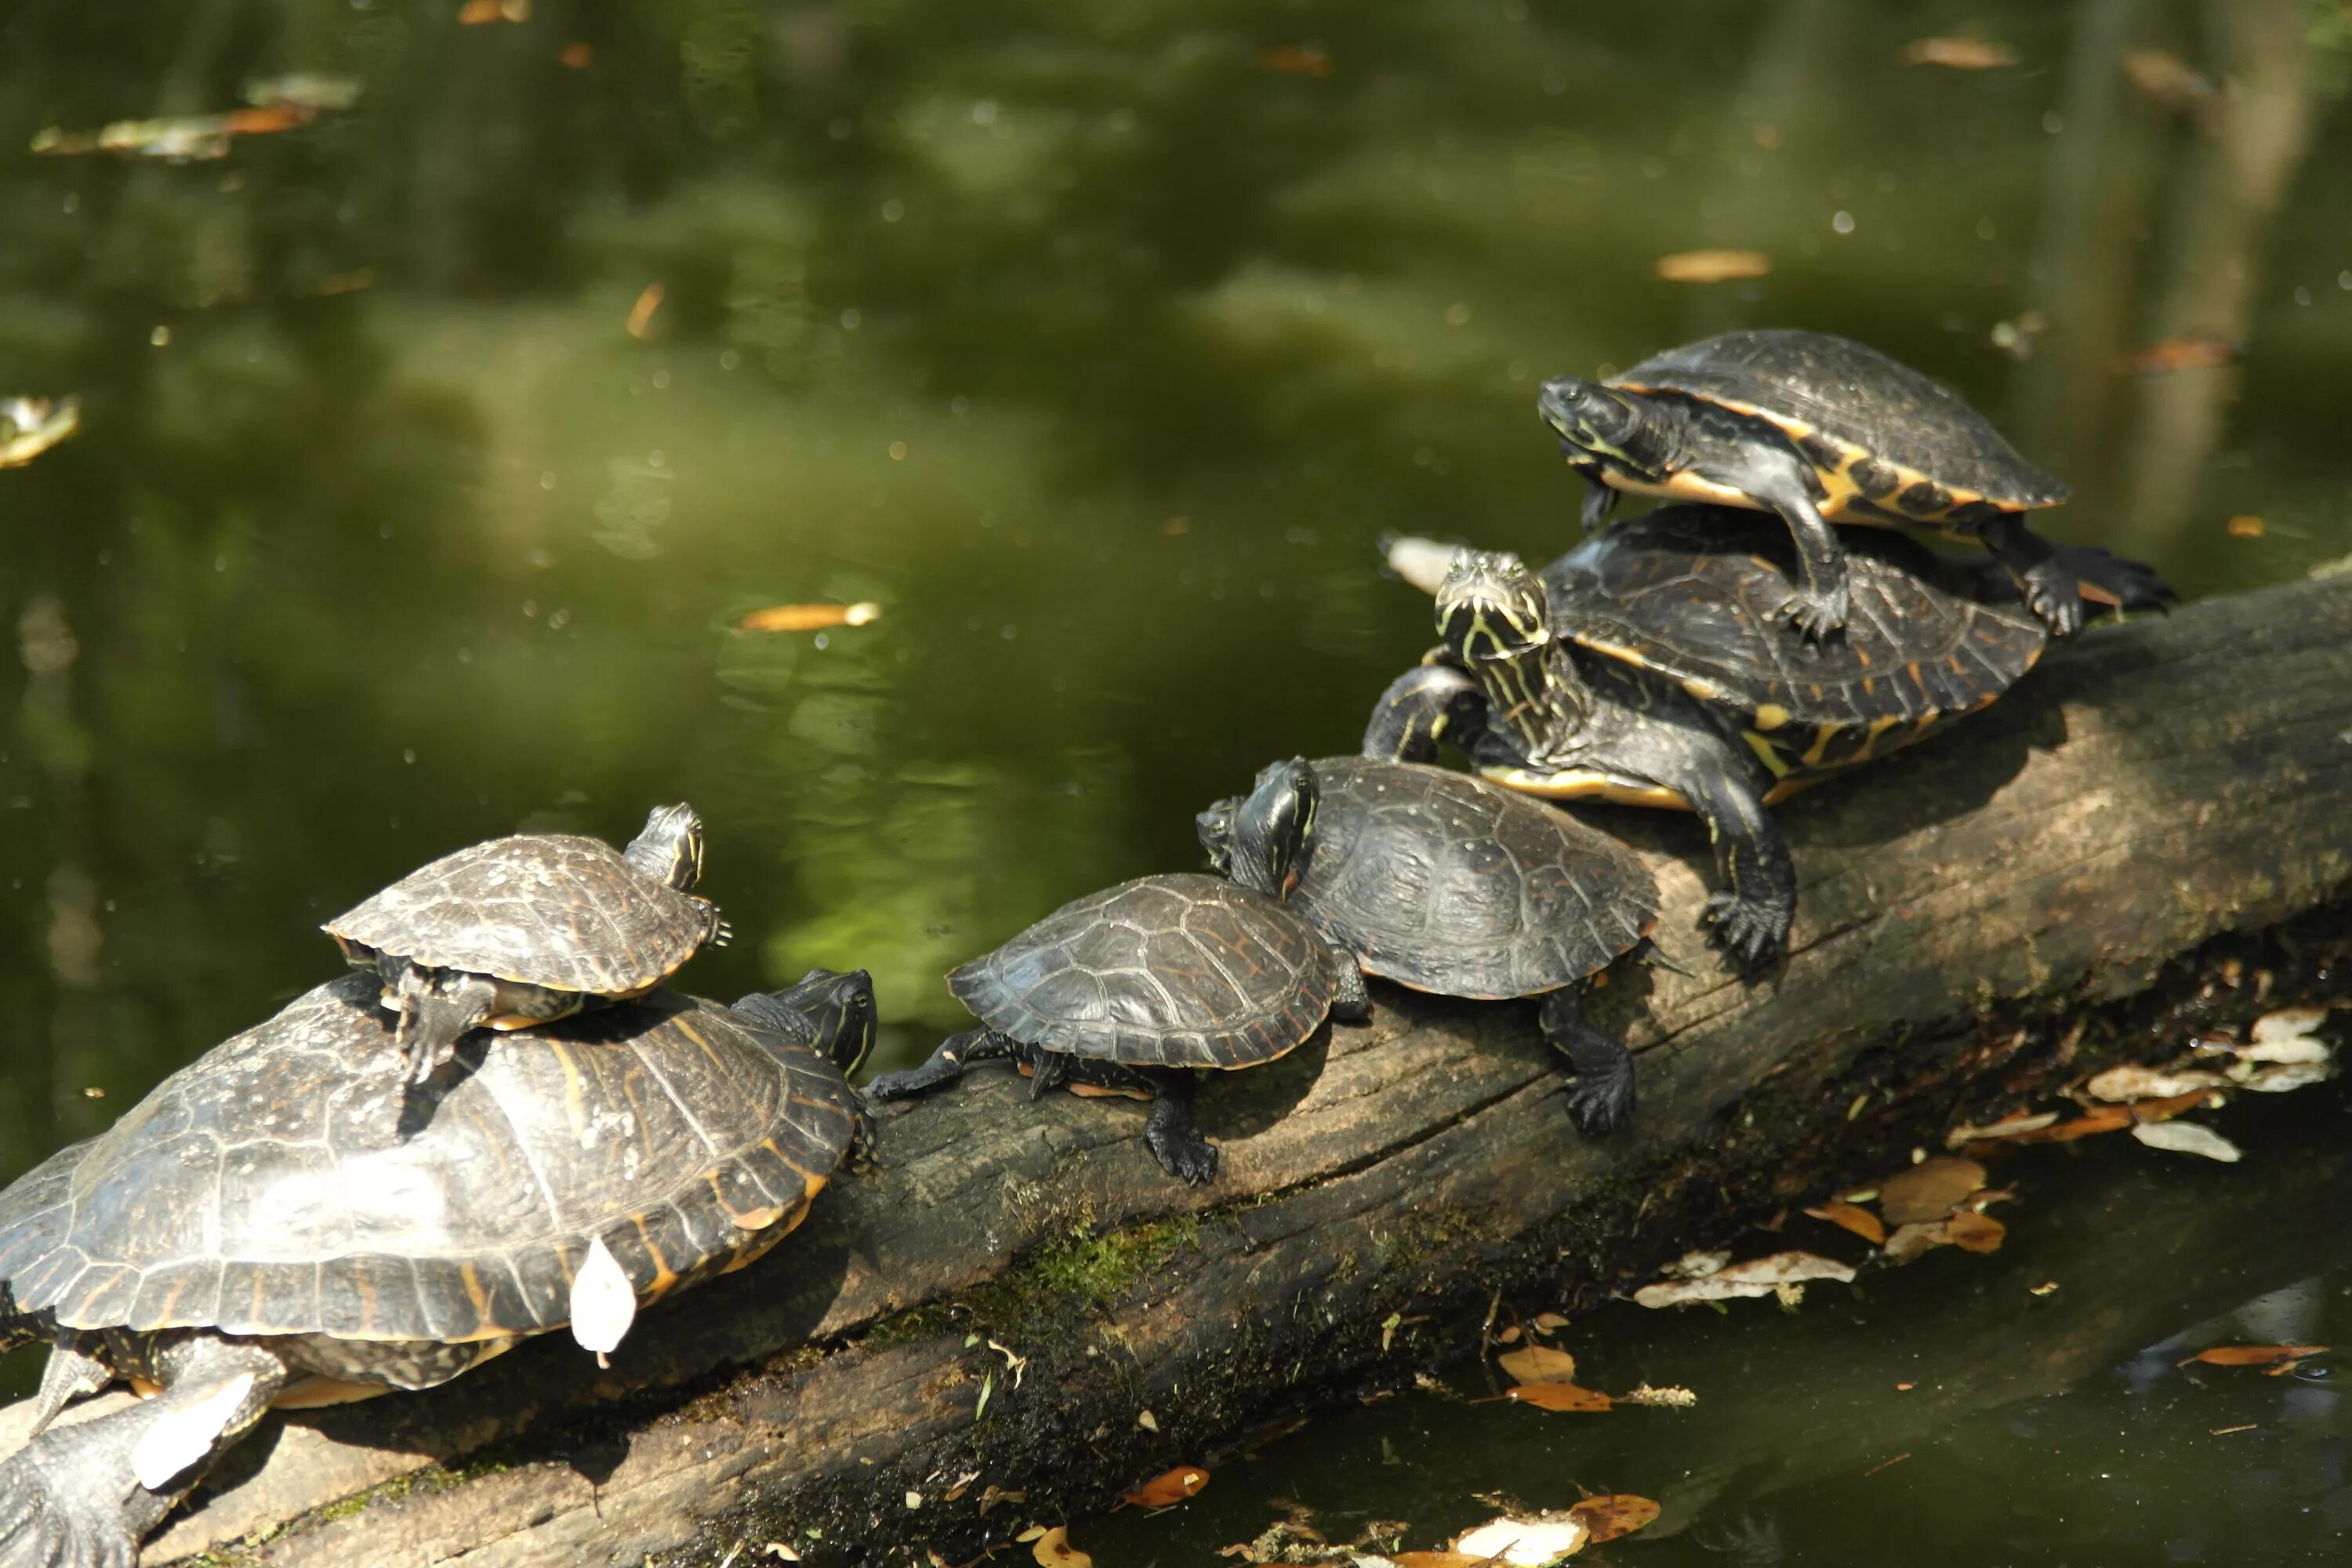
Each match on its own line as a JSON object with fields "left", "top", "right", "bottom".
{"left": 387, "top": 967, "right": 498, "bottom": 1083}
{"left": 0, "top": 1334, "right": 289, "bottom": 1568}
{"left": 864, "top": 1027, "right": 1017, "bottom": 1102}
{"left": 24, "top": 1334, "right": 112, "bottom": 1439}
{"left": 1140, "top": 1070, "right": 1218, "bottom": 1185}
{"left": 1327, "top": 954, "right": 1373, "bottom": 1024}
{"left": 1977, "top": 512, "right": 2085, "bottom": 637}
{"left": 1679, "top": 766, "right": 1795, "bottom": 973}
{"left": 1693, "top": 442, "right": 1851, "bottom": 641}
{"left": 1579, "top": 470, "right": 1621, "bottom": 532}
{"left": 1362, "top": 662, "right": 1489, "bottom": 764}
{"left": 1539, "top": 990, "right": 1635, "bottom": 1136}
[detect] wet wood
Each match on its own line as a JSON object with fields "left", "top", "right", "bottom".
{"left": 11, "top": 574, "right": 2352, "bottom": 1566}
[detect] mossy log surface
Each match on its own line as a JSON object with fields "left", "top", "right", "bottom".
{"left": 11, "top": 574, "right": 2352, "bottom": 1566}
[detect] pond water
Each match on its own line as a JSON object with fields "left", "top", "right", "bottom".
{"left": 0, "top": 0, "right": 2348, "bottom": 1552}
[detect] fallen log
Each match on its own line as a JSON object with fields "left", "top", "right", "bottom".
{"left": 12, "top": 572, "right": 2352, "bottom": 1566}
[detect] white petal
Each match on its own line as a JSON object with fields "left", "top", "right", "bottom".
{"left": 569, "top": 1234, "right": 638, "bottom": 1360}
{"left": 129, "top": 1371, "right": 256, "bottom": 1492}
{"left": 1453, "top": 1516, "right": 1591, "bottom": 1566}
{"left": 2130, "top": 1120, "right": 2242, "bottom": 1162}
{"left": 1384, "top": 536, "right": 1467, "bottom": 597}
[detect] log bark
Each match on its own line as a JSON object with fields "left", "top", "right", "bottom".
{"left": 11, "top": 574, "right": 2352, "bottom": 1566}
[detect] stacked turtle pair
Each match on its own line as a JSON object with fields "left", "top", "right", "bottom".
{"left": 0, "top": 808, "right": 875, "bottom": 1568}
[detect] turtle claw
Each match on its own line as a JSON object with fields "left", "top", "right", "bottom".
{"left": 2019, "top": 561, "right": 2086, "bottom": 637}
{"left": 1776, "top": 582, "right": 1850, "bottom": 642}
{"left": 1146, "top": 1127, "right": 1220, "bottom": 1185}
{"left": 1563, "top": 1070, "right": 1635, "bottom": 1138}
{"left": 1699, "top": 891, "right": 1790, "bottom": 975}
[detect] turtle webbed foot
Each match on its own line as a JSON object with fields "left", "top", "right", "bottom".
{"left": 2017, "top": 560, "right": 2086, "bottom": 637}
{"left": 0, "top": 1436, "right": 148, "bottom": 1568}
{"left": 1145, "top": 1123, "right": 1221, "bottom": 1185}
{"left": 1699, "top": 891, "right": 1791, "bottom": 974}
{"left": 1775, "top": 581, "right": 1850, "bottom": 642}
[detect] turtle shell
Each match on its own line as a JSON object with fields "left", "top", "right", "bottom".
{"left": 0, "top": 973, "right": 855, "bottom": 1342}
{"left": 1543, "top": 506, "right": 2049, "bottom": 739}
{"left": 1287, "top": 759, "right": 1657, "bottom": 1000}
{"left": 325, "top": 833, "right": 719, "bottom": 995}
{"left": 1613, "top": 329, "right": 2067, "bottom": 524}
{"left": 951, "top": 873, "right": 1335, "bottom": 1071}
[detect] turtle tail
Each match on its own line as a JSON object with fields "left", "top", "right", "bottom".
{"left": 390, "top": 971, "right": 496, "bottom": 1084}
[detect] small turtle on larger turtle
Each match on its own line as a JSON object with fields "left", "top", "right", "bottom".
{"left": 0, "top": 967, "right": 872, "bottom": 1568}
{"left": 866, "top": 866, "right": 1370, "bottom": 1184}
{"left": 324, "top": 802, "right": 728, "bottom": 1081}
{"left": 1196, "top": 757, "right": 1658, "bottom": 1134}
{"left": 1540, "top": 328, "right": 2079, "bottom": 640}
{"left": 1368, "top": 505, "right": 2171, "bottom": 969}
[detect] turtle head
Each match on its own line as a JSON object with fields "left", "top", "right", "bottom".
{"left": 626, "top": 802, "right": 706, "bottom": 891}
{"left": 750, "top": 967, "right": 878, "bottom": 1077}
{"left": 1436, "top": 550, "right": 1550, "bottom": 665}
{"left": 1226, "top": 757, "right": 1316, "bottom": 900}
{"left": 1538, "top": 376, "right": 1653, "bottom": 476}
{"left": 1194, "top": 796, "right": 1239, "bottom": 875}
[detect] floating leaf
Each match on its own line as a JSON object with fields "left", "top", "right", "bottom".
{"left": 1617, "top": 1383, "right": 1697, "bottom": 1408}
{"left": 458, "top": 0, "right": 531, "bottom": 22}
{"left": 1388, "top": 1555, "right": 1488, "bottom": 1568}
{"left": 2114, "top": 335, "right": 2239, "bottom": 375}
{"left": 2226, "top": 515, "right": 2267, "bottom": 539}
{"left": 1901, "top": 38, "right": 2018, "bottom": 69}
{"left": 1258, "top": 45, "right": 1334, "bottom": 77}
{"left": 1661, "top": 1248, "right": 1732, "bottom": 1279}
{"left": 1496, "top": 1345, "right": 1578, "bottom": 1385}
{"left": 2185, "top": 1344, "right": 2327, "bottom": 1368}
{"left": 1031, "top": 1526, "right": 1091, "bottom": 1567}
{"left": 2248, "top": 1007, "right": 2331, "bottom": 1056}
{"left": 1877, "top": 1158, "right": 1986, "bottom": 1225}
{"left": 558, "top": 41, "right": 594, "bottom": 68}
{"left": 1123, "top": 1466, "right": 1210, "bottom": 1508}
{"left": 1452, "top": 1514, "right": 1591, "bottom": 1566}
{"left": 2228, "top": 1059, "right": 2331, "bottom": 1093}
{"left": 1566, "top": 1495, "right": 1661, "bottom": 1544}
{"left": 2122, "top": 49, "right": 2216, "bottom": 109}
{"left": 2132, "top": 1087, "right": 2227, "bottom": 1124}
{"left": 626, "top": 283, "right": 665, "bottom": 340}
{"left": 1946, "top": 1110, "right": 2060, "bottom": 1145}
{"left": 2082, "top": 1064, "right": 2227, "bottom": 1103}
{"left": 1635, "top": 1251, "right": 1854, "bottom": 1307}
{"left": 1804, "top": 1199, "right": 1886, "bottom": 1245}
{"left": 1504, "top": 1381, "right": 1613, "bottom": 1412}
{"left": 1530, "top": 1312, "right": 1570, "bottom": 1334}
{"left": 1946, "top": 1211, "right": 2006, "bottom": 1254}
{"left": 736, "top": 601, "right": 884, "bottom": 633}
{"left": 1882, "top": 1221, "right": 1955, "bottom": 1265}
{"left": 2130, "top": 1120, "right": 2241, "bottom": 1162}
{"left": 1654, "top": 249, "right": 1772, "bottom": 283}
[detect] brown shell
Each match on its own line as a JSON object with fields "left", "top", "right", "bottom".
{"left": 0, "top": 975, "right": 856, "bottom": 1341}
{"left": 324, "top": 833, "right": 717, "bottom": 994}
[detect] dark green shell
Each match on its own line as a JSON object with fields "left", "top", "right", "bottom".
{"left": 950, "top": 873, "right": 1335, "bottom": 1070}
{"left": 1543, "top": 506, "right": 2049, "bottom": 732}
{"left": 1285, "top": 759, "right": 1657, "bottom": 1000}
{"left": 0, "top": 974, "right": 856, "bottom": 1343}
{"left": 1614, "top": 329, "right": 2067, "bottom": 512}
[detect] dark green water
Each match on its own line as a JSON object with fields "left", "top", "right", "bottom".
{"left": 1, "top": 0, "right": 2348, "bottom": 1555}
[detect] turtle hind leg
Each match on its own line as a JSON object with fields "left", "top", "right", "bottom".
{"left": 0, "top": 1336, "right": 289, "bottom": 1568}
{"left": 1976, "top": 513, "right": 2085, "bottom": 636}
{"left": 1539, "top": 991, "right": 1635, "bottom": 1136}
{"left": 390, "top": 968, "right": 497, "bottom": 1083}
{"left": 1699, "top": 443, "right": 1852, "bottom": 641}
{"left": 863, "top": 1027, "right": 1016, "bottom": 1102}
{"left": 1141, "top": 1070, "right": 1218, "bottom": 1185}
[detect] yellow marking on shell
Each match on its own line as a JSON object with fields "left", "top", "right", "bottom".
{"left": 1681, "top": 675, "right": 1726, "bottom": 702}
{"left": 1860, "top": 713, "right": 1907, "bottom": 760}
{"left": 1483, "top": 766, "right": 1695, "bottom": 811}
{"left": 1752, "top": 702, "right": 1791, "bottom": 731}
{"left": 459, "top": 1262, "right": 492, "bottom": 1321}
{"left": 355, "top": 1273, "right": 379, "bottom": 1336}
{"left": 553, "top": 1044, "right": 591, "bottom": 1150}
{"left": 270, "top": 1377, "right": 396, "bottom": 1410}
{"left": 629, "top": 1215, "right": 680, "bottom": 1299}
{"left": 1853, "top": 648, "right": 1872, "bottom": 667}
{"left": 721, "top": 1200, "right": 815, "bottom": 1273}
{"left": 730, "top": 1203, "right": 789, "bottom": 1232}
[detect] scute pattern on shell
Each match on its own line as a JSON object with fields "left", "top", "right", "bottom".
{"left": 325, "top": 834, "right": 716, "bottom": 993}
{"left": 951, "top": 873, "right": 1334, "bottom": 1070}
{"left": 1544, "top": 509, "right": 2048, "bottom": 727}
{"left": 1287, "top": 759, "right": 1657, "bottom": 999}
{"left": 0, "top": 974, "right": 857, "bottom": 1342}
{"left": 1615, "top": 328, "right": 2067, "bottom": 506}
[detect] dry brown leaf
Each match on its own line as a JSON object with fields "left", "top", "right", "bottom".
{"left": 1804, "top": 1199, "right": 1886, "bottom": 1245}
{"left": 1258, "top": 45, "right": 1334, "bottom": 77}
{"left": 1987, "top": 1105, "right": 2135, "bottom": 1145}
{"left": 2131, "top": 1120, "right": 2241, "bottom": 1161}
{"left": 1654, "top": 249, "right": 1771, "bottom": 283}
{"left": 735, "top": 601, "right": 884, "bottom": 633}
{"left": 1877, "top": 1157, "right": 1986, "bottom": 1225}
{"left": 2229, "top": 1059, "right": 2331, "bottom": 1093}
{"left": 558, "top": 41, "right": 593, "bottom": 68}
{"left": 1881, "top": 1221, "right": 1952, "bottom": 1265}
{"left": 1388, "top": 1556, "right": 1487, "bottom": 1568}
{"left": 2131, "top": 1087, "right": 2225, "bottom": 1124}
{"left": 1945, "top": 1211, "right": 2006, "bottom": 1254}
{"left": 1530, "top": 1311, "right": 1570, "bottom": 1334}
{"left": 1566, "top": 1494, "right": 1661, "bottom": 1544}
{"left": 1121, "top": 1465, "right": 1210, "bottom": 1507}
{"left": 2185, "top": 1344, "right": 2327, "bottom": 1368}
{"left": 458, "top": 0, "right": 529, "bottom": 22}
{"left": 1901, "top": 37, "right": 2018, "bottom": 69}
{"left": 1503, "top": 1381, "right": 1613, "bottom": 1412}
{"left": 2114, "top": 335, "right": 2239, "bottom": 375}
{"left": 2251, "top": 1007, "right": 2330, "bottom": 1049}
{"left": 2082, "top": 1064, "right": 2227, "bottom": 1102}
{"left": 1634, "top": 1250, "right": 1855, "bottom": 1307}
{"left": 1496, "top": 1345, "right": 1578, "bottom": 1385}
{"left": 1946, "top": 1110, "right": 2060, "bottom": 1146}
{"left": 1032, "top": 1526, "right": 1091, "bottom": 1568}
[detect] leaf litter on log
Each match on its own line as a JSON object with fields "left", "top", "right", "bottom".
{"left": 1876, "top": 1158, "right": 1987, "bottom": 1225}
{"left": 1634, "top": 1252, "right": 1854, "bottom": 1307}
{"left": 1804, "top": 1199, "right": 1886, "bottom": 1244}
{"left": 2132, "top": 1121, "right": 2242, "bottom": 1161}
{"left": 1495, "top": 1345, "right": 1578, "bottom": 1384}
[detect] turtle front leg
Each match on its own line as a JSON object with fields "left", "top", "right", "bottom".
{"left": 1538, "top": 989, "right": 1635, "bottom": 1136}
{"left": 387, "top": 966, "right": 499, "bottom": 1084}
{"left": 24, "top": 1333, "right": 113, "bottom": 1439}
{"left": 1578, "top": 469, "right": 1621, "bottom": 532}
{"left": 1363, "top": 661, "right": 1489, "bottom": 764}
{"left": 1140, "top": 1070, "right": 1219, "bottom": 1185}
{"left": 1678, "top": 768, "right": 1796, "bottom": 974}
{"left": 1976, "top": 512, "right": 2085, "bottom": 637}
{"left": 864, "top": 1026, "right": 1014, "bottom": 1102}
{"left": 0, "top": 1334, "right": 290, "bottom": 1568}
{"left": 1700, "top": 445, "right": 1852, "bottom": 641}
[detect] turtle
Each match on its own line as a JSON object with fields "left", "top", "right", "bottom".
{"left": 0, "top": 966, "right": 872, "bottom": 1568}
{"left": 1539, "top": 328, "right": 2078, "bottom": 640}
{"left": 324, "top": 802, "right": 728, "bottom": 1083}
{"left": 1195, "top": 757, "right": 1659, "bottom": 1134}
{"left": 865, "top": 873, "right": 1370, "bottom": 1184}
{"left": 1366, "top": 505, "right": 2172, "bottom": 971}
